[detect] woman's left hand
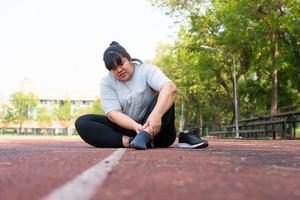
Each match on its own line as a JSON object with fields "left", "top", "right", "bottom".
{"left": 143, "top": 113, "right": 162, "bottom": 138}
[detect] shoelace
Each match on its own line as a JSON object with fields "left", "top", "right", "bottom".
{"left": 187, "top": 129, "right": 199, "bottom": 137}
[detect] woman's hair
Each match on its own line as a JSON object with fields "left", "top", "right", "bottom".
{"left": 103, "top": 41, "right": 142, "bottom": 70}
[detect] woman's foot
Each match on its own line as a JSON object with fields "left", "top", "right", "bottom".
{"left": 122, "top": 136, "right": 132, "bottom": 148}
{"left": 130, "top": 131, "right": 150, "bottom": 150}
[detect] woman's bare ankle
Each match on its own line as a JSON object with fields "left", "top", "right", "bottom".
{"left": 122, "top": 136, "right": 130, "bottom": 148}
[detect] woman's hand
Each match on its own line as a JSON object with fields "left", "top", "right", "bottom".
{"left": 143, "top": 113, "right": 162, "bottom": 138}
{"left": 133, "top": 122, "right": 144, "bottom": 133}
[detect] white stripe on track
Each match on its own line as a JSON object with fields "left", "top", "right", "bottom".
{"left": 41, "top": 148, "right": 126, "bottom": 200}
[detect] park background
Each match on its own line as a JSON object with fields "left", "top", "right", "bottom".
{"left": 0, "top": 0, "right": 299, "bottom": 138}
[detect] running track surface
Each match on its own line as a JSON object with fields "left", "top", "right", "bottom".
{"left": 0, "top": 136, "right": 300, "bottom": 200}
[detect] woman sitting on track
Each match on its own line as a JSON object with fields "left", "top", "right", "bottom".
{"left": 75, "top": 41, "right": 208, "bottom": 150}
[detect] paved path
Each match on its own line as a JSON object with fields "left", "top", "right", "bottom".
{"left": 0, "top": 136, "right": 300, "bottom": 200}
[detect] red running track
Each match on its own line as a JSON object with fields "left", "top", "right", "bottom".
{"left": 1, "top": 136, "right": 300, "bottom": 200}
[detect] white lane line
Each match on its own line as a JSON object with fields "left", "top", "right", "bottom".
{"left": 269, "top": 165, "right": 300, "bottom": 172}
{"left": 41, "top": 148, "right": 126, "bottom": 200}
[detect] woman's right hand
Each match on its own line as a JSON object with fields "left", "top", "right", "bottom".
{"left": 133, "top": 123, "right": 144, "bottom": 133}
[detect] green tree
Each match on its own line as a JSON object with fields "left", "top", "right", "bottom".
{"left": 36, "top": 106, "right": 54, "bottom": 135}
{"left": 10, "top": 92, "right": 38, "bottom": 134}
{"left": 72, "top": 98, "right": 104, "bottom": 121}
{"left": 90, "top": 98, "right": 104, "bottom": 114}
{"left": 151, "top": 0, "right": 300, "bottom": 129}
{"left": 153, "top": 31, "right": 232, "bottom": 129}
{"left": 0, "top": 104, "right": 15, "bottom": 134}
{"left": 54, "top": 99, "right": 72, "bottom": 134}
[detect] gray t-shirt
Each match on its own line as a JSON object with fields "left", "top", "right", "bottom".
{"left": 100, "top": 63, "right": 171, "bottom": 121}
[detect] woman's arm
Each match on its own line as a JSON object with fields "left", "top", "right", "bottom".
{"left": 143, "top": 82, "right": 177, "bottom": 136}
{"left": 107, "top": 110, "right": 143, "bottom": 133}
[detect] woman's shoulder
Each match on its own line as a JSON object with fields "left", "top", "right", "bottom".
{"left": 100, "top": 73, "right": 115, "bottom": 87}
{"left": 137, "top": 63, "right": 158, "bottom": 73}
{"left": 139, "top": 62, "right": 156, "bottom": 68}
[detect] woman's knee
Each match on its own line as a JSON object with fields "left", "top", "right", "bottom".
{"left": 75, "top": 114, "right": 98, "bottom": 146}
{"left": 75, "top": 114, "right": 88, "bottom": 130}
{"left": 75, "top": 114, "right": 96, "bottom": 134}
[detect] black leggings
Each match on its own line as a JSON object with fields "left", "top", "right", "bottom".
{"left": 75, "top": 96, "right": 176, "bottom": 148}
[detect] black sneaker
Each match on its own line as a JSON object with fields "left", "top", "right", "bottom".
{"left": 177, "top": 129, "right": 209, "bottom": 149}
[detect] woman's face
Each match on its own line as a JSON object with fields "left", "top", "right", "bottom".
{"left": 111, "top": 58, "right": 134, "bottom": 81}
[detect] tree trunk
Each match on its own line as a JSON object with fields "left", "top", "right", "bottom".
{"left": 179, "top": 100, "right": 185, "bottom": 131}
{"left": 271, "top": 37, "right": 279, "bottom": 115}
{"left": 18, "top": 122, "right": 23, "bottom": 135}
{"left": 271, "top": 69, "right": 278, "bottom": 115}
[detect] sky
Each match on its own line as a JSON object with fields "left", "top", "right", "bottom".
{"left": 0, "top": 0, "right": 177, "bottom": 100}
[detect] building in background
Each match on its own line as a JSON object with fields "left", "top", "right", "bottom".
{"left": 0, "top": 78, "right": 99, "bottom": 135}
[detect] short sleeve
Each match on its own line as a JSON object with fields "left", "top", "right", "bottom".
{"left": 145, "top": 64, "right": 172, "bottom": 92}
{"left": 100, "top": 77, "right": 121, "bottom": 115}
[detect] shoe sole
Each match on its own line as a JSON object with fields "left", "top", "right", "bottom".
{"left": 176, "top": 142, "right": 209, "bottom": 149}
